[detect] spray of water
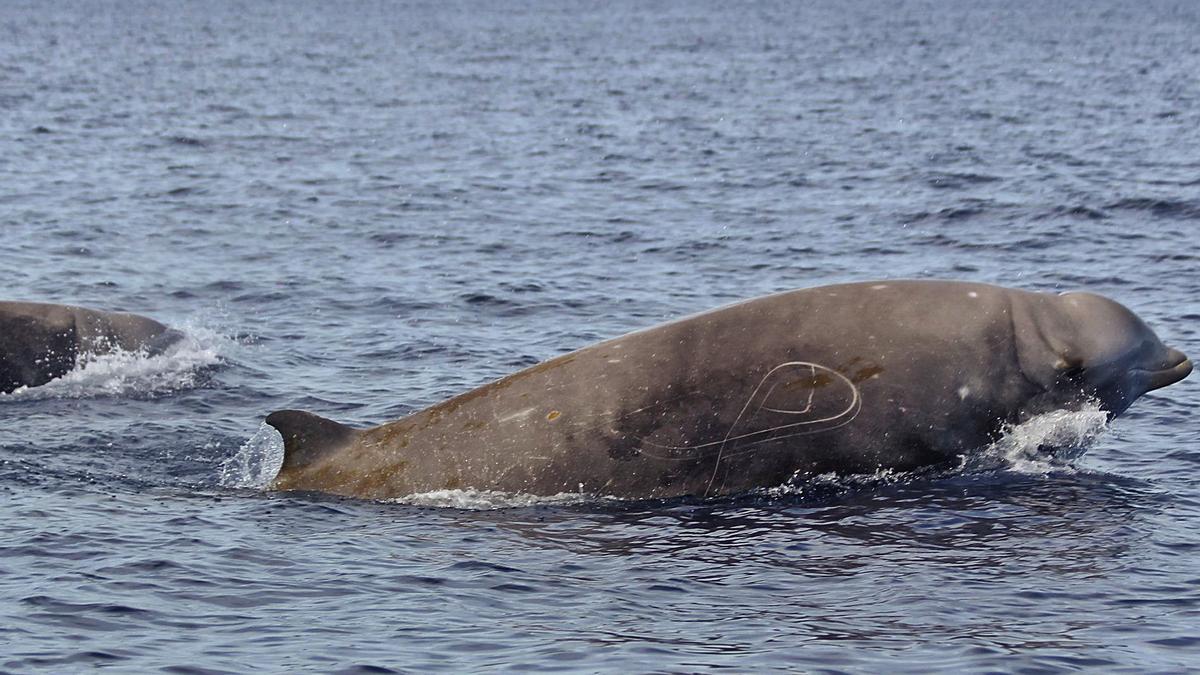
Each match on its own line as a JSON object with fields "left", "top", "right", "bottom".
{"left": 969, "top": 403, "right": 1109, "bottom": 474}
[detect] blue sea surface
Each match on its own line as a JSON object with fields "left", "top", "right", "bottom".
{"left": 2, "top": 0, "right": 1199, "bottom": 671}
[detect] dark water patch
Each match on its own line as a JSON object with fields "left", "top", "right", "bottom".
{"left": 362, "top": 340, "right": 448, "bottom": 360}
{"left": 853, "top": 245, "right": 906, "bottom": 256}
{"left": 636, "top": 179, "right": 689, "bottom": 192}
{"left": 364, "top": 296, "right": 442, "bottom": 314}
{"left": 1049, "top": 274, "right": 1133, "bottom": 287}
{"left": 49, "top": 245, "right": 95, "bottom": 257}
{"left": 502, "top": 354, "right": 541, "bottom": 368}
{"left": 7, "top": 650, "right": 133, "bottom": 668}
{"left": 925, "top": 172, "right": 1003, "bottom": 190}
{"left": 166, "top": 135, "right": 208, "bottom": 147}
{"left": 1037, "top": 205, "right": 1110, "bottom": 220}
{"left": 1106, "top": 198, "right": 1200, "bottom": 219}
{"left": 498, "top": 281, "right": 545, "bottom": 294}
{"left": 1111, "top": 231, "right": 1150, "bottom": 241}
{"left": 151, "top": 186, "right": 207, "bottom": 198}
{"left": 448, "top": 560, "right": 523, "bottom": 574}
{"left": 913, "top": 232, "right": 1065, "bottom": 253}
{"left": 901, "top": 206, "right": 988, "bottom": 224}
{"left": 47, "top": 226, "right": 107, "bottom": 240}
{"left": 203, "top": 280, "right": 244, "bottom": 292}
{"left": 1024, "top": 150, "right": 1093, "bottom": 167}
{"left": 460, "top": 292, "right": 516, "bottom": 307}
{"left": 556, "top": 229, "right": 645, "bottom": 243}
{"left": 0, "top": 92, "right": 35, "bottom": 107}
{"left": 1147, "top": 636, "right": 1200, "bottom": 647}
{"left": 232, "top": 291, "right": 294, "bottom": 303}
{"left": 1141, "top": 252, "right": 1200, "bottom": 263}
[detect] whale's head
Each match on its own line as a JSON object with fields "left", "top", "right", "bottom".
{"left": 1017, "top": 291, "right": 1191, "bottom": 417}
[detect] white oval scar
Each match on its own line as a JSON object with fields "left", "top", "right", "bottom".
{"left": 957, "top": 385, "right": 970, "bottom": 400}
{"left": 871, "top": 284, "right": 888, "bottom": 290}
{"left": 967, "top": 291, "right": 979, "bottom": 298}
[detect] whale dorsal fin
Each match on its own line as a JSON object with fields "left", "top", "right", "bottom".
{"left": 265, "top": 410, "right": 358, "bottom": 471}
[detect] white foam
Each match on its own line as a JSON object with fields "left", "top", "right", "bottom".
{"left": 392, "top": 488, "right": 611, "bottom": 510}
{"left": 218, "top": 422, "right": 285, "bottom": 489}
{"left": 0, "top": 326, "right": 226, "bottom": 401}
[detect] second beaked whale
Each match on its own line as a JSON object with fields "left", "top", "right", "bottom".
{"left": 1, "top": 301, "right": 183, "bottom": 394}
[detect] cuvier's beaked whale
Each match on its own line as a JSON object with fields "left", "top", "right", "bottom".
{"left": 1, "top": 301, "right": 182, "bottom": 394}
{"left": 265, "top": 281, "right": 1192, "bottom": 500}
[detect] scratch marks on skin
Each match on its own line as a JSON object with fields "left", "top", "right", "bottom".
{"left": 498, "top": 407, "right": 537, "bottom": 423}
{"left": 555, "top": 398, "right": 679, "bottom": 437}
{"left": 703, "top": 361, "right": 862, "bottom": 495}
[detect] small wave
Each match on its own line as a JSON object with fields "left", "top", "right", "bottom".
{"left": 0, "top": 326, "right": 225, "bottom": 402}
{"left": 218, "top": 423, "right": 285, "bottom": 489}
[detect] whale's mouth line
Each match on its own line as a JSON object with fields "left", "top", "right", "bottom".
{"left": 1138, "top": 350, "right": 1193, "bottom": 391}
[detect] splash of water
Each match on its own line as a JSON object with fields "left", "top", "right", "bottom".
{"left": 218, "top": 422, "right": 285, "bottom": 489}
{"left": 0, "top": 327, "right": 226, "bottom": 401}
{"left": 761, "top": 466, "right": 913, "bottom": 499}
{"left": 762, "top": 404, "right": 1110, "bottom": 498}
{"left": 970, "top": 403, "right": 1109, "bottom": 474}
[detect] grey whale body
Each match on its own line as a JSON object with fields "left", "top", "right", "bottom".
{"left": 0, "top": 301, "right": 182, "bottom": 394}
{"left": 266, "top": 280, "right": 1192, "bottom": 501}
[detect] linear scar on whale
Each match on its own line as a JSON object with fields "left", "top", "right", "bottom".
{"left": 0, "top": 301, "right": 183, "bottom": 394}
{"left": 264, "top": 280, "right": 1193, "bottom": 501}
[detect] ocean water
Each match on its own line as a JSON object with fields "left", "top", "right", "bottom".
{"left": 2, "top": 0, "right": 1199, "bottom": 671}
